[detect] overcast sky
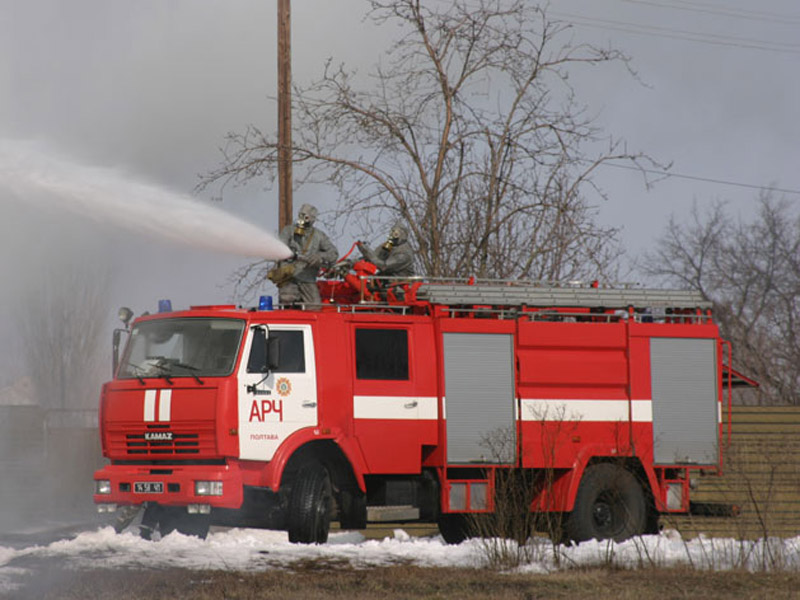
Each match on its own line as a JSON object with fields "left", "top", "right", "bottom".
{"left": 1, "top": 0, "right": 798, "bottom": 381}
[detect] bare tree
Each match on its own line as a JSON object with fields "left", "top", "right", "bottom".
{"left": 201, "top": 0, "right": 654, "bottom": 286}
{"left": 642, "top": 195, "right": 800, "bottom": 405}
{"left": 11, "top": 259, "right": 112, "bottom": 523}
{"left": 16, "top": 262, "right": 111, "bottom": 412}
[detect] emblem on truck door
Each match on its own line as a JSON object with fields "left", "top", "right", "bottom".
{"left": 275, "top": 377, "right": 292, "bottom": 396}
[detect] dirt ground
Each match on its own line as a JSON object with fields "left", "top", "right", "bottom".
{"left": 4, "top": 562, "right": 800, "bottom": 600}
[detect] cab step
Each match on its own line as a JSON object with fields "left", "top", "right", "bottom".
{"left": 367, "top": 505, "right": 420, "bottom": 522}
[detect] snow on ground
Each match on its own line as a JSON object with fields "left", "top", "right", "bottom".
{"left": 1, "top": 527, "right": 799, "bottom": 592}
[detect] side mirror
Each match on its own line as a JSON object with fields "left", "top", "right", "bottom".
{"left": 247, "top": 327, "right": 280, "bottom": 373}
{"left": 112, "top": 328, "right": 130, "bottom": 376}
{"left": 268, "top": 335, "right": 280, "bottom": 371}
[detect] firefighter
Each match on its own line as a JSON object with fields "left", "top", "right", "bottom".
{"left": 270, "top": 204, "right": 338, "bottom": 306}
{"left": 357, "top": 223, "right": 415, "bottom": 278}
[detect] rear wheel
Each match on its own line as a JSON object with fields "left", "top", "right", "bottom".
{"left": 287, "top": 465, "right": 334, "bottom": 544}
{"left": 564, "top": 463, "right": 646, "bottom": 543}
{"left": 437, "top": 513, "right": 471, "bottom": 545}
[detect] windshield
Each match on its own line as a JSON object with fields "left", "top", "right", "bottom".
{"left": 118, "top": 318, "right": 245, "bottom": 380}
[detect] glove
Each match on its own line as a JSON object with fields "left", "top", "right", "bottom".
{"left": 303, "top": 253, "right": 323, "bottom": 268}
{"left": 358, "top": 242, "right": 374, "bottom": 262}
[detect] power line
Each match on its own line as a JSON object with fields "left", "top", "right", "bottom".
{"left": 551, "top": 11, "right": 800, "bottom": 55}
{"left": 427, "top": 1, "right": 800, "bottom": 55}
{"left": 552, "top": 11, "right": 800, "bottom": 53}
{"left": 619, "top": 0, "right": 800, "bottom": 25}
{"left": 599, "top": 161, "right": 800, "bottom": 196}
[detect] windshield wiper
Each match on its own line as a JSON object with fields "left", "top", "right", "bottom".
{"left": 168, "top": 361, "right": 205, "bottom": 385}
{"left": 143, "top": 359, "right": 174, "bottom": 385}
{"left": 125, "top": 364, "right": 146, "bottom": 385}
{"left": 129, "top": 357, "right": 205, "bottom": 385}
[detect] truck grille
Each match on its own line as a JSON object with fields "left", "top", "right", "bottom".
{"left": 107, "top": 422, "right": 217, "bottom": 458}
{"left": 125, "top": 432, "right": 200, "bottom": 455}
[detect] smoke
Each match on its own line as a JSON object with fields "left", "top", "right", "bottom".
{"left": 0, "top": 141, "right": 292, "bottom": 261}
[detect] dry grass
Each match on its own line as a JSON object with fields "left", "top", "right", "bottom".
{"left": 5, "top": 563, "right": 800, "bottom": 600}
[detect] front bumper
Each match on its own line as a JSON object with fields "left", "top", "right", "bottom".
{"left": 93, "top": 461, "right": 245, "bottom": 509}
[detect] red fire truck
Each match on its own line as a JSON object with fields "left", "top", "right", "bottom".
{"left": 94, "top": 267, "right": 736, "bottom": 543}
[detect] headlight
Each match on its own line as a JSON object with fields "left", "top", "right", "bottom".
{"left": 95, "top": 480, "right": 112, "bottom": 495}
{"left": 194, "top": 481, "right": 223, "bottom": 496}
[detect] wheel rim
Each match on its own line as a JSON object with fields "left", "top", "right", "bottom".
{"left": 592, "top": 491, "right": 624, "bottom": 537}
{"left": 313, "top": 479, "right": 333, "bottom": 542}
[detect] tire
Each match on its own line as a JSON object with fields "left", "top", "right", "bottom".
{"left": 287, "top": 465, "right": 334, "bottom": 544}
{"left": 338, "top": 489, "right": 367, "bottom": 531}
{"left": 564, "top": 463, "right": 646, "bottom": 543}
{"left": 645, "top": 505, "right": 662, "bottom": 535}
{"left": 437, "top": 514, "right": 471, "bottom": 545}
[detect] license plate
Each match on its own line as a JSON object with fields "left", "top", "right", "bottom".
{"left": 134, "top": 482, "right": 164, "bottom": 494}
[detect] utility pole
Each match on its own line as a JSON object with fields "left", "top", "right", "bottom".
{"left": 277, "top": 0, "right": 292, "bottom": 230}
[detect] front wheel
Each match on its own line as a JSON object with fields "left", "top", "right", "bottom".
{"left": 564, "top": 463, "right": 647, "bottom": 543}
{"left": 287, "top": 465, "right": 334, "bottom": 544}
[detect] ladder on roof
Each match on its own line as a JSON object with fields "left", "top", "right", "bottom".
{"left": 414, "top": 283, "right": 712, "bottom": 311}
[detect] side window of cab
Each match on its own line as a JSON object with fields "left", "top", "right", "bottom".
{"left": 354, "top": 328, "right": 409, "bottom": 380}
{"left": 247, "top": 329, "right": 306, "bottom": 373}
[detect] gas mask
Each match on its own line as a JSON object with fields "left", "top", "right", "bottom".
{"left": 294, "top": 204, "right": 318, "bottom": 235}
{"left": 382, "top": 225, "right": 406, "bottom": 250}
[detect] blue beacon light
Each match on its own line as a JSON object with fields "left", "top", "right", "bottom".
{"left": 258, "top": 295, "right": 273, "bottom": 311}
{"left": 158, "top": 299, "right": 172, "bottom": 313}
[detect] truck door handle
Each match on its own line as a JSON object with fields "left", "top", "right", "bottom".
{"left": 404, "top": 401, "right": 418, "bottom": 409}
{"left": 302, "top": 401, "right": 317, "bottom": 408}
